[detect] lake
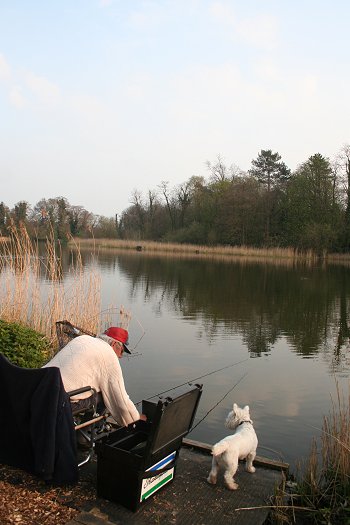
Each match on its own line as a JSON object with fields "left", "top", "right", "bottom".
{"left": 64, "top": 248, "right": 350, "bottom": 470}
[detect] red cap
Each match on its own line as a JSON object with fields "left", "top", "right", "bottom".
{"left": 104, "top": 327, "right": 131, "bottom": 354}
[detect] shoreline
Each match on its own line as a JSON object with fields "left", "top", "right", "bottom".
{"left": 68, "top": 237, "right": 350, "bottom": 265}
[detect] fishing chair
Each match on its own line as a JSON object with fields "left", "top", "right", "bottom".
{"left": 68, "top": 385, "right": 112, "bottom": 468}
{"left": 55, "top": 320, "right": 115, "bottom": 467}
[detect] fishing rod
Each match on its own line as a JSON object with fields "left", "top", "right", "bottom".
{"left": 135, "top": 357, "right": 249, "bottom": 406}
{"left": 188, "top": 372, "right": 248, "bottom": 433}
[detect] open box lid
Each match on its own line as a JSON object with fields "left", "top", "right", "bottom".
{"left": 95, "top": 383, "right": 203, "bottom": 469}
{"left": 141, "top": 383, "right": 202, "bottom": 460}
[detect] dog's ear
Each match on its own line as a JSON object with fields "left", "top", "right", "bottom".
{"left": 233, "top": 402, "right": 238, "bottom": 412}
{"left": 243, "top": 405, "right": 250, "bottom": 413}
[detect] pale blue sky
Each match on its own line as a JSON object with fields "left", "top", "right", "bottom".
{"left": 1, "top": 1, "right": 349, "bottom": 217}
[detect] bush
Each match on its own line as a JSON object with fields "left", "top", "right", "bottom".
{"left": 164, "top": 222, "right": 208, "bottom": 244}
{"left": 0, "top": 319, "right": 51, "bottom": 368}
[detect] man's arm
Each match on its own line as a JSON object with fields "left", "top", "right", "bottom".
{"left": 101, "top": 354, "right": 141, "bottom": 426}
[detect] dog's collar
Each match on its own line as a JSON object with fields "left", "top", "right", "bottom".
{"left": 238, "top": 419, "right": 253, "bottom": 426}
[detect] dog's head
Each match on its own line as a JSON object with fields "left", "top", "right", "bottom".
{"left": 225, "top": 403, "right": 252, "bottom": 430}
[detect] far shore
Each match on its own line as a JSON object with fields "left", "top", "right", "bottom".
{"left": 69, "top": 237, "right": 350, "bottom": 264}
{"left": 2, "top": 235, "right": 350, "bottom": 263}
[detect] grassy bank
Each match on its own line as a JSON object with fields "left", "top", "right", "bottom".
{"left": 3, "top": 235, "right": 350, "bottom": 263}
{"left": 70, "top": 238, "right": 320, "bottom": 261}
{"left": 0, "top": 226, "right": 101, "bottom": 349}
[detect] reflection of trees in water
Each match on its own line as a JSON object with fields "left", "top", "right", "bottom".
{"left": 58, "top": 248, "right": 350, "bottom": 367}
{"left": 113, "top": 254, "right": 350, "bottom": 366}
{"left": 321, "top": 274, "right": 350, "bottom": 374}
{"left": 241, "top": 314, "right": 279, "bottom": 356}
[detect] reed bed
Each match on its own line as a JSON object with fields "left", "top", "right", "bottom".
{"left": 73, "top": 243, "right": 314, "bottom": 269}
{"left": 71, "top": 238, "right": 320, "bottom": 262}
{"left": 271, "top": 382, "right": 350, "bottom": 524}
{"left": 0, "top": 224, "right": 101, "bottom": 350}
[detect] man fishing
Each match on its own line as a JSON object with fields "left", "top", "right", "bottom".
{"left": 43, "top": 326, "right": 146, "bottom": 427}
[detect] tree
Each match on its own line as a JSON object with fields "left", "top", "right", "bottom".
{"left": 32, "top": 197, "right": 70, "bottom": 239}
{"left": 215, "top": 176, "right": 264, "bottom": 245}
{"left": 145, "top": 189, "right": 158, "bottom": 238}
{"left": 206, "top": 155, "right": 229, "bottom": 182}
{"left": 206, "top": 155, "right": 240, "bottom": 183}
{"left": 67, "top": 205, "right": 95, "bottom": 237}
{"left": 337, "top": 145, "right": 350, "bottom": 220}
{"left": 249, "top": 150, "right": 291, "bottom": 243}
{"left": 159, "top": 181, "right": 176, "bottom": 230}
{"left": 335, "top": 145, "right": 350, "bottom": 250}
{"left": 284, "top": 154, "right": 340, "bottom": 252}
{"left": 249, "top": 149, "right": 290, "bottom": 192}
{"left": 94, "top": 216, "right": 118, "bottom": 238}
{"left": 56, "top": 197, "right": 69, "bottom": 240}
{"left": 13, "top": 201, "right": 29, "bottom": 226}
{"left": 176, "top": 182, "right": 191, "bottom": 228}
{"left": 0, "top": 202, "right": 9, "bottom": 235}
{"left": 302, "top": 153, "right": 335, "bottom": 224}
{"left": 130, "top": 189, "right": 146, "bottom": 238}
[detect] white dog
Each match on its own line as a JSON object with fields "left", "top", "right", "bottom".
{"left": 207, "top": 403, "right": 258, "bottom": 490}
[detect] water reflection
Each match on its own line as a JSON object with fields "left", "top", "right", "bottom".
{"left": 80, "top": 250, "right": 350, "bottom": 367}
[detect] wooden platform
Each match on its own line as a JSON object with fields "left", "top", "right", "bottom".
{"left": 66, "top": 440, "right": 288, "bottom": 525}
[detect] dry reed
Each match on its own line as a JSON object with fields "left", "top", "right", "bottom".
{"left": 270, "top": 382, "right": 350, "bottom": 524}
{"left": 0, "top": 223, "right": 101, "bottom": 350}
{"left": 71, "top": 238, "right": 321, "bottom": 263}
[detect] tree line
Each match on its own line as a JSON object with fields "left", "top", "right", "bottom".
{"left": 1, "top": 145, "right": 350, "bottom": 252}
{"left": 0, "top": 197, "right": 118, "bottom": 241}
{"left": 120, "top": 145, "right": 350, "bottom": 253}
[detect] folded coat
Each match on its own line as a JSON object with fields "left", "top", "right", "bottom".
{"left": 0, "top": 353, "right": 78, "bottom": 484}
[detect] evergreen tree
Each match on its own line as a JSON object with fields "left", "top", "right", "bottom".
{"left": 13, "top": 201, "right": 29, "bottom": 225}
{"left": 249, "top": 149, "right": 290, "bottom": 192}
{"left": 284, "top": 154, "right": 340, "bottom": 251}
{"left": 249, "top": 150, "right": 291, "bottom": 243}
{"left": 0, "top": 202, "right": 8, "bottom": 234}
{"left": 56, "top": 197, "right": 69, "bottom": 240}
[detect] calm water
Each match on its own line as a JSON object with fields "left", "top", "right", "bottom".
{"left": 67, "top": 249, "right": 350, "bottom": 470}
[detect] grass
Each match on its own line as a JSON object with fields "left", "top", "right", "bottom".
{"left": 270, "top": 382, "right": 350, "bottom": 524}
{"left": 0, "top": 223, "right": 101, "bottom": 351}
{"left": 71, "top": 238, "right": 320, "bottom": 262}
{"left": 5, "top": 234, "right": 350, "bottom": 265}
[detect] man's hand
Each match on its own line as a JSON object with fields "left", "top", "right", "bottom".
{"left": 139, "top": 414, "right": 147, "bottom": 421}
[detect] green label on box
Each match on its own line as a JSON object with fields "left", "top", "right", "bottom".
{"left": 141, "top": 470, "right": 174, "bottom": 501}
{"left": 140, "top": 452, "right": 176, "bottom": 502}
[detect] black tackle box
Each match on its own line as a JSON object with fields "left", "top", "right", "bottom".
{"left": 95, "top": 383, "right": 202, "bottom": 511}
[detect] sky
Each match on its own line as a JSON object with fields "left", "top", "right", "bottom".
{"left": 0, "top": 1, "right": 349, "bottom": 218}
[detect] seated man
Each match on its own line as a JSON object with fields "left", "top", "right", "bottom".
{"left": 43, "top": 326, "right": 145, "bottom": 427}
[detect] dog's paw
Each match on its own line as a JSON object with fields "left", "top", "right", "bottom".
{"left": 226, "top": 482, "right": 239, "bottom": 490}
{"left": 246, "top": 466, "right": 256, "bottom": 473}
{"left": 207, "top": 475, "right": 217, "bottom": 485}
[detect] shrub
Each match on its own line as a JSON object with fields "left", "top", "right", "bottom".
{"left": 0, "top": 319, "right": 51, "bottom": 368}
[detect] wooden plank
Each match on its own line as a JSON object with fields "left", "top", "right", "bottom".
{"left": 183, "top": 437, "right": 212, "bottom": 452}
{"left": 182, "top": 437, "right": 289, "bottom": 472}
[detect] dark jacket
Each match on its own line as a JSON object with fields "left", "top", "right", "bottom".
{"left": 0, "top": 353, "right": 78, "bottom": 483}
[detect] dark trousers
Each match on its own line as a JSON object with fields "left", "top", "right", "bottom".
{"left": 71, "top": 392, "right": 105, "bottom": 415}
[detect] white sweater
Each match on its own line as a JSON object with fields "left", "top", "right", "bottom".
{"left": 43, "top": 335, "right": 140, "bottom": 426}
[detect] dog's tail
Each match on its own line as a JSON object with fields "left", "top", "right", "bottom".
{"left": 212, "top": 441, "right": 229, "bottom": 457}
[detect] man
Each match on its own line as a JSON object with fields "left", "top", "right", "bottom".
{"left": 43, "top": 326, "right": 145, "bottom": 427}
